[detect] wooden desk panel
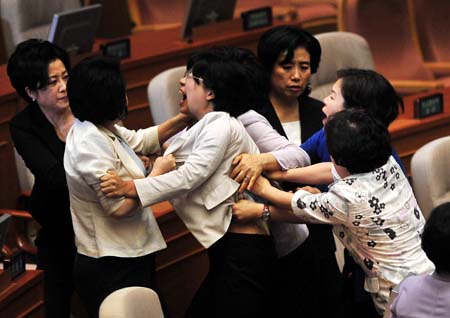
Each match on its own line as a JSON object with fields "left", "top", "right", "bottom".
{"left": 0, "top": 270, "right": 44, "bottom": 318}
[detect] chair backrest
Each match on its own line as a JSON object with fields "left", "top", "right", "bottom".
{"left": 337, "top": 0, "right": 434, "bottom": 81}
{"left": 310, "top": 31, "right": 375, "bottom": 101}
{"left": 147, "top": 65, "right": 185, "bottom": 125}
{"left": 99, "top": 286, "right": 164, "bottom": 318}
{"left": 413, "top": 0, "right": 450, "bottom": 63}
{"left": 410, "top": 136, "right": 450, "bottom": 219}
{"left": 0, "top": 0, "right": 80, "bottom": 56}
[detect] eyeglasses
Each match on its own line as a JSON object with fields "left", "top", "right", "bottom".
{"left": 184, "top": 70, "right": 204, "bottom": 85}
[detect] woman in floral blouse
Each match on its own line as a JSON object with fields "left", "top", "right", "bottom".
{"left": 232, "top": 110, "right": 434, "bottom": 317}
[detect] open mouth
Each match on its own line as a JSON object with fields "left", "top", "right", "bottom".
{"left": 179, "top": 90, "right": 187, "bottom": 105}
{"left": 180, "top": 90, "right": 186, "bottom": 99}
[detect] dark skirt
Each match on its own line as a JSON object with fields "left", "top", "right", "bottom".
{"left": 186, "top": 232, "right": 276, "bottom": 318}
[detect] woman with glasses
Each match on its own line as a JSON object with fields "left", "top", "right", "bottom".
{"left": 7, "top": 39, "right": 76, "bottom": 318}
{"left": 63, "top": 56, "right": 190, "bottom": 317}
{"left": 100, "top": 47, "right": 277, "bottom": 317}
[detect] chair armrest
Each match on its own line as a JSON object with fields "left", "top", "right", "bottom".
{"left": 389, "top": 79, "right": 444, "bottom": 95}
{"left": 0, "top": 208, "right": 32, "bottom": 219}
{"left": 424, "top": 62, "right": 450, "bottom": 76}
{"left": 0, "top": 209, "right": 37, "bottom": 255}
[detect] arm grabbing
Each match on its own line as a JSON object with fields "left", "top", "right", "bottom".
{"left": 266, "top": 162, "right": 333, "bottom": 185}
{"left": 100, "top": 154, "right": 176, "bottom": 198}
{"left": 230, "top": 153, "right": 281, "bottom": 192}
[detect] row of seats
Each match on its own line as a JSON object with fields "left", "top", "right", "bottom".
{"left": 0, "top": 0, "right": 336, "bottom": 61}
{"left": 337, "top": 0, "right": 450, "bottom": 95}
{"left": 0, "top": 0, "right": 81, "bottom": 59}
{"left": 128, "top": 0, "right": 337, "bottom": 32}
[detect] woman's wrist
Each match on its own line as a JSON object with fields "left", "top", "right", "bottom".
{"left": 125, "top": 180, "right": 138, "bottom": 198}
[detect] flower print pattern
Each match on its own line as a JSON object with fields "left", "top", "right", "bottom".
{"left": 355, "top": 191, "right": 367, "bottom": 202}
{"left": 309, "top": 199, "right": 318, "bottom": 210}
{"left": 369, "top": 197, "right": 379, "bottom": 207}
{"left": 383, "top": 228, "right": 397, "bottom": 240}
{"left": 414, "top": 208, "right": 420, "bottom": 220}
{"left": 364, "top": 258, "right": 374, "bottom": 270}
{"left": 296, "top": 198, "right": 306, "bottom": 209}
{"left": 369, "top": 196, "right": 386, "bottom": 215}
{"left": 290, "top": 157, "right": 433, "bottom": 313}
{"left": 320, "top": 204, "right": 332, "bottom": 218}
{"left": 372, "top": 217, "right": 385, "bottom": 227}
{"left": 374, "top": 168, "right": 387, "bottom": 182}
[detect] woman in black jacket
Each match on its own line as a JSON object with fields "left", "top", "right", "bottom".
{"left": 8, "top": 39, "right": 76, "bottom": 318}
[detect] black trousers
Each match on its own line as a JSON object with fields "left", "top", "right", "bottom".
{"left": 275, "top": 237, "right": 344, "bottom": 318}
{"left": 186, "top": 232, "right": 276, "bottom": 318}
{"left": 73, "top": 252, "right": 158, "bottom": 318}
{"left": 342, "top": 249, "right": 381, "bottom": 318}
{"left": 36, "top": 237, "right": 76, "bottom": 318}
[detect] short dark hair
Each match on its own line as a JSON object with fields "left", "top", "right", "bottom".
{"left": 422, "top": 202, "right": 450, "bottom": 273}
{"left": 337, "top": 69, "right": 404, "bottom": 127}
{"left": 187, "top": 46, "right": 267, "bottom": 117}
{"left": 68, "top": 56, "right": 127, "bottom": 124}
{"left": 7, "top": 39, "right": 71, "bottom": 103}
{"left": 325, "top": 110, "right": 391, "bottom": 174}
{"left": 257, "top": 26, "right": 321, "bottom": 96}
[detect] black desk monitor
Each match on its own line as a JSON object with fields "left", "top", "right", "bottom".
{"left": 181, "top": 0, "right": 237, "bottom": 41}
{"left": 48, "top": 4, "right": 103, "bottom": 55}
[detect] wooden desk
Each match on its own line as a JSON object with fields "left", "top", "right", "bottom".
{"left": 390, "top": 86, "right": 450, "bottom": 174}
{"left": 0, "top": 270, "right": 44, "bottom": 318}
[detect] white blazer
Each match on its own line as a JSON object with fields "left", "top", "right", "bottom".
{"left": 64, "top": 119, "right": 166, "bottom": 258}
{"left": 134, "top": 112, "right": 266, "bottom": 248}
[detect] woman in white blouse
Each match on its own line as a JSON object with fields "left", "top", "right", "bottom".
{"left": 99, "top": 48, "right": 277, "bottom": 318}
{"left": 64, "top": 56, "right": 189, "bottom": 317}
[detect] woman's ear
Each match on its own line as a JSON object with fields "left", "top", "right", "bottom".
{"left": 206, "top": 89, "right": 215, "bottom": 101}
{"left": 25, "top": 87, "right": 37, "bottom": 101}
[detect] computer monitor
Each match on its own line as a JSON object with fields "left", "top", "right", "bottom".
{"left": 48, "top": 4, "right": 103, "bottom": 55}
{"left": 181, "top": 0, "right": 237, "bottom": 41}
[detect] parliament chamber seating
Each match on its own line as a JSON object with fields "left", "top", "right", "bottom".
{"left": 127, "top": 0, "right": 337, "bottom": 33}
{"left": 0, "top": 0, "right": 80, "bottom": 58}
{"left": 99, "top": 287, "right": 164, "bottom": 318}
{"left": 310, "top": 31, "right": 375, "bottom": 101}
{"left": 337, "top": 0, "right": 450, "bottom": 95}
{"left": 147, "top": 66, "right": 185, "bottom": 125}
{"left": 411, "top": 136, "right": 450, "bottom": 220}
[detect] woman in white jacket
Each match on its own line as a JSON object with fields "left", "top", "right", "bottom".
{"left": 64, "top": 56, "right": 189, "bottom": 317}
{"left": 100, "top": 48, "right": 277, "bottom": 317}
